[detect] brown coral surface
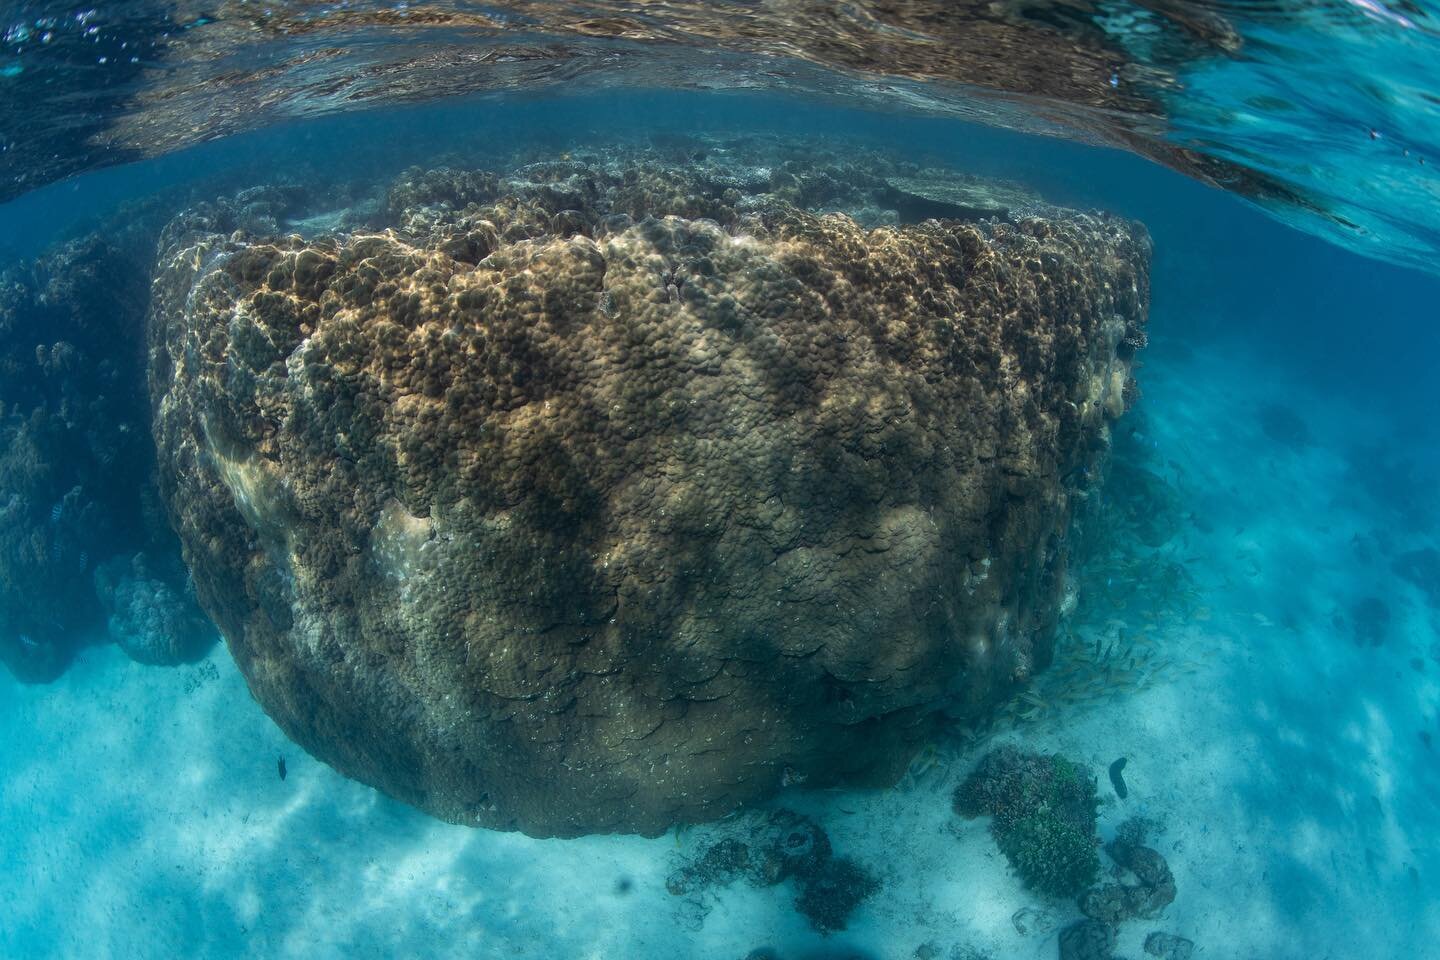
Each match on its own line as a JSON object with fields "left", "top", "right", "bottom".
{"left": 148, "top": 152, "right": 1149, "bottom": 836}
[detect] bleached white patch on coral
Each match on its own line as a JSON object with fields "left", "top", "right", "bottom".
{"left": 370, "top": 498, "right": 435, "bottom": 589}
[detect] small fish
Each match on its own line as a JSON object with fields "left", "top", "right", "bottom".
{"left": 49, "top": 502, "right": 63, "bottom": 524}
{"left": 277, "top": 755, "right": 287, "bottom": 780}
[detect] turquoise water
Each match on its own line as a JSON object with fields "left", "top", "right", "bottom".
{"left": 2, "top": 4, "right": 1440, "bottom": 959}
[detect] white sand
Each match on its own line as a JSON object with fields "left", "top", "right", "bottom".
{"left": 3, "top": 340, "right": 1438, "bottom": 959}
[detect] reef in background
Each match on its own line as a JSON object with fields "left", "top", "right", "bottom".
{"left": 147, "top": 140, "right": 1150, "bottom": 836}
{"left": 0, "top": 210, "right": 212, "bottom": 681}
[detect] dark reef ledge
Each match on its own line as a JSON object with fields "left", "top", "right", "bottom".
{"left": 148, "top": 147, "right": 1150, "bottom": 837}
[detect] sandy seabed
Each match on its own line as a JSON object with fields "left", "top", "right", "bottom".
{"left": 3, "top": 340, "right": 1438, "bottom": 960}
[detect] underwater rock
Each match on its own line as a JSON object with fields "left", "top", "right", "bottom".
{"left": 794, "top": 855, "right": 881, "bottom": 934}
{"left": 751, "top": 809, "right": 835, "bottom": 888}
{"left": 1059, "top": 919, "right": 1116, "bottom": 960}
{"left": 1142, "top": 932, "right": 1193, "bottom": 960}
{"left": 955, "top": 747, "right": 1102, "bottom": 897}
{"left": 1012, "top": 905, "right": 1059, "bottom": 936}
{"left": 1079, "top": 883, "right": 1133, "bottom": 925}
{"left": 93, "top": 553, "right": 215, "bottom": 666}
{"left": 1080, "top": 821, "right": 1177, "bottom": 924}
{"left": 149, "top": 147, "right": 1150, "bottom": 836}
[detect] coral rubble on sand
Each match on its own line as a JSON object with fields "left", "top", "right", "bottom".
{"left": 147, "top": 142, "right": 1150, "bottom": 836}
{"left": 1066, "top": 817, "right": 1185, "bottom": 959}
{"left": 666, "top": 809, "right": 879, "bottom": 934}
